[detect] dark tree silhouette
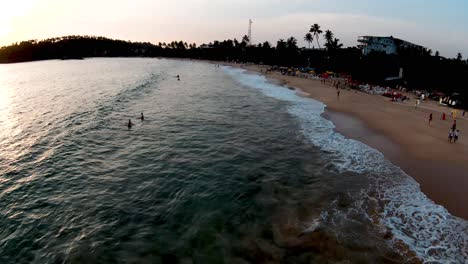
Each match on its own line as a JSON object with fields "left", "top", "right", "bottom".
{"left": 262, "top": 41, "right": 272, "bottom": 49}
{"left": 286, "top": 37, "right": 298, "bottom": 50}
{"left": 310, "top": 24, "right": 323, "bottom": 49}
{"left": 325, "top": 38, "right": 343, "bottom": 52}
{"left": 242, "top": 35, "right": 250, "bottom": 45}
{"left": 276, "top": 39, "right": 286, "bottom": 50}
{"left": 324, "top": 30, "right": 334, "bottom": 45}
{"left": 0, "top": 34, "right": 467, "bottom": 108}
{"left": 304, "top": 33, "right": 313, "bottom": 49}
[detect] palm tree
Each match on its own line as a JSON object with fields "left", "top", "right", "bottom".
{"left": 304, "top": 33, "right": 313, "bottom": 49}
{"left": 324, "top": 37, "right": 343, "bottom": 52}
{"left": 276, "top": 39, "right": 287, "bottom": 50}
{"left": 224, "top": 39, "right": 234, "bottom": 48}
{"left": 322, "top": 30, "right": 343, "bottom": 52}
{"left": 309, "top": 24, "right": 323, "bottom": 49}
{"left": 242, "top": 35, "right": 250, "bottom": 45}
{"left": 262, "top": 41, "right": 272, "bottom": 49}
{"left": 330, "top": 38, "right": 343, "bottom": 50}
{"left": 324, "top": 30, "right": 334, "bottom": 45}
{"left": 286, "top": 37, "right": 298, "bottom": 50}
{"left": 178, "top": 41, "right": 186, "bottom": 49}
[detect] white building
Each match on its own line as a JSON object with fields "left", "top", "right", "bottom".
{"left": 199, "top": 44, "right": 213, "bottom": 49}
{"left": 358, "top": 36, "right": 424, "bottom": 55}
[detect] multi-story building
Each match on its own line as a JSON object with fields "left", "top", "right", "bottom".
{"left": 358, "top": 36, "right": 424, "bottom": 55}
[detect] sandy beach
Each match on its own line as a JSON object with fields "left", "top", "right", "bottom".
{"left": 222, "top": 62, "right": 468, "bottom": 220}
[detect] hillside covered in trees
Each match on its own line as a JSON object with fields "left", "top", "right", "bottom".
{"left": 1, "top": 32, "right": 467, "bottom": 108}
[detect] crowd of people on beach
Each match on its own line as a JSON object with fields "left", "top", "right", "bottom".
{"left": 257, "top": 64, "right": 467, "bottom": 146}
{"left": 266, "top": 66, "right": 414, "bottom": 98}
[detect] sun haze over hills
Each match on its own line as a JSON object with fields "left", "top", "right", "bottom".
{"left": 1, "top": 0, "right": 468, "bottom": 57}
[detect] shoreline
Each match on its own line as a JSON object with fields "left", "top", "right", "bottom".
{"left": 220, "top": 62, "right": 468, "bottom": 220}
{"left": 324, "top": 110, "right": 468, "bottom": 219}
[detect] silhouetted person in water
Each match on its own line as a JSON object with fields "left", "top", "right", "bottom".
{"left": 128, "top": 119, "right": 134, "bottom": 129}
{"left": 140, "top": 113, "right": 144, "bottom": 121}
{"left": 177, "top": 74, "right": 180, "bottom": 81}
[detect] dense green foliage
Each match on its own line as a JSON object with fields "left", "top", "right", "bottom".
{"left": 1, "top": 34, "right": 467, "bottom": 107}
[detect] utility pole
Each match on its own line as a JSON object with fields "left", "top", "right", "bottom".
{"left": 248, "top": 19, "right": 253, "bottom": 46}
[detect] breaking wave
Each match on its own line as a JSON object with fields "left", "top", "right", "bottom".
{"left": 224, "top": 66, "right": 468, "bottom": 263}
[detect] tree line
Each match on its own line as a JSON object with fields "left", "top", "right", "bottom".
{"left": 1, "top": 26, "right": 467, "bottom": 108}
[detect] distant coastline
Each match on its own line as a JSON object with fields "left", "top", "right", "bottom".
{"left": 2, "top": 35, "right": 467, "bottom": 109}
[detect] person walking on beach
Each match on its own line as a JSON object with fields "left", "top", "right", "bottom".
{"left": 454, "top": 130, "right": 460, "bottom": 143}
{"left": 428, "top": 113, "right": 433, "bottom": 126}
{"left": 448, "top": 130, "right": 453, "bottom": 143}
{"left": 415, "top": 99, "right": 420, "bottom": 109}
{"left": 337, "top": 89, "right": 341, "bottom": 100}
{"left": 452, "top": 120, "right": 457, "bottom": 131}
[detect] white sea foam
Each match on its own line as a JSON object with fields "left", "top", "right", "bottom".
{"left": 224, "top": 67, "right": 468, "bottom": 263}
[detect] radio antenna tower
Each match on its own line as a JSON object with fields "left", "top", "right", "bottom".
{"left": 248, "top": 19, "right": 253, "bottom": 46}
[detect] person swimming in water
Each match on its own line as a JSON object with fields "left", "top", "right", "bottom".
{"left": 127, "top": 119, "right": 134, "bottom": 129}
{"left": 177, "top": 74, "right": 180, "bottom": 81}
{"left": 140, "top": 113, "right": 144, "bottom": 121}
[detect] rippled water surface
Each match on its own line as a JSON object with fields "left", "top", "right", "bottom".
{"left": 0, "top": 58, "right": 466, "bottom": 263}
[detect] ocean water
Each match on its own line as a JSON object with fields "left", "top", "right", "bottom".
{"left": 0, "top": 58, "right": 466, "bottom": 263}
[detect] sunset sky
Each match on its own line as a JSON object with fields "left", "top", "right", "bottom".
{"left": 1, "top": 0, "right": 467, "bottom": 57}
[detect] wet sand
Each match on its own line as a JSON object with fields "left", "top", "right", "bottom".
{"left": 223, "top": 63, "right": 468, "bottom": 220}
{"left": 324, "top": 110, "right": 468, "bottom": 220}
